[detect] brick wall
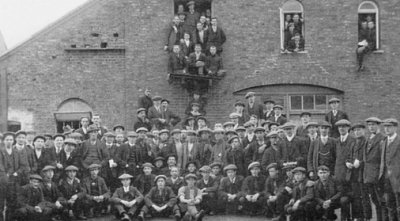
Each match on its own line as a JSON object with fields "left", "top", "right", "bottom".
{"left": 0, "top": 0, "right": 399, "bottom": 132}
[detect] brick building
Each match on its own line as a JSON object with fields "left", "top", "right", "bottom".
{"left": 0, "top": 0, "right": 398, "bottom": 132}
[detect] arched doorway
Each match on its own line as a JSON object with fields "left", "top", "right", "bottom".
{"left": 54, "top": 98, "right": 93, "bottom": 133}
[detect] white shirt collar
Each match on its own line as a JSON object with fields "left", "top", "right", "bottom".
{"left": 287, "top": 134, "right": 295, "bottom": 142}
{"left": 388, "top": 133, "right": 397, "bottom": 142}
{"left": 340, "top": 133, "right": 349, "bottom": 142}
{"left": 123, "top": 186, "right": 130, "bottom": 192}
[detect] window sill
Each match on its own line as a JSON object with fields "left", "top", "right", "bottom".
{"left": 372, "top": 50, "right": 384, "bottom": 54}
{"left": 280, "top": 50, "right": 308, "bottom": 54}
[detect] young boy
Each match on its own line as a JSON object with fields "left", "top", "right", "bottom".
{"left": 218, "top": 164, "right": 244, "bottom": 214}
{"left": 110, "top": 173, "right": 144, "bottom": 221}
{"left": 82, "top": 164, "right": 110, "bottom": 218}
{"left": 178, "top": 174, "right": 205, "bottom": 221}
{"left": 240, "top": 161, "right": 266, "bottom": 216}
{"left": 314, "top": 165, "right": 342, "bottom": 221}
{"left": 166, "top": 166, "right": 185, "bottom": 195}
{"left": 139, "top": 175, "right": 180, "bottom": 221}
{"left": 134, "top": 163, "right": 156, "bottom": 195}
{"left": 58, "top": 165, "right": 86, "bottom": 220}
{"left": 197, "top": 165, "right": 218, "bottom": 215}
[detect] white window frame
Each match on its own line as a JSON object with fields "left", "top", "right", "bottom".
{"left": 280, "top": 0, "right": 305, "bottom": 51}
{"left": 358, "top": 1, "right": 379, "bottom": 50}
{"left": 289, "top": 95, "right": 328, "bottom": 111}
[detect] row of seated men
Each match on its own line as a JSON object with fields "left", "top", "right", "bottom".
{"left": 1, "top": 115, "right": 398, "bottom": 221}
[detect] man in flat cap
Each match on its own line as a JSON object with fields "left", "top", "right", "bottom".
{"left": 279, "top": 122, "right": 308, "bottom": 168}
{"left": 285, "top": 167, "right": 315, "bottom": 221}
{"left": 166, "top": 166, "right": 185, "bottom": 195}
{"left": 296, "top": 112, "right": 312, "bottom": 138}
{"left": 168, "top": 44, "right": 187, "bottom": 75}
{"left": 218, "top": 164, "right": 244, "bottom": 214}
{"left": 110, "top": 173, "right": 143, "bottom": 221}
{"left": 301, "top": 122, "right": 319, "bottom": 163}
{"left": 32, "top": 135, "right": 55, "bottom": 175}
{"left": 40, "top": 165, "right": 67, "bottom": 221}
{"left": 325, "top": 98, "right": 349, "bottom": 138}
{"left": 381, "top": 118, "right": 400, "bottom": 220}
{"left": 148, "top": 96, "right": 165, "bottom": 129}
{"left": 250, "top": 127, "right": 268, "bottom": 165}
{"left": 155, "top": 129, "right": 175, "bottom": 161}
{"left": 333, "top": 119, "right": 355, "bottom": 221}
{"left": 264, "top": 163, "right": 285, "bottom": 219}
{"left": 244, "top": 92, "right": 264, "bottom": 122}
{"left": 177, "top": 174, "right": 205, "bottom": 221}
{"left": 196, "top": 166, "right": 218, "bottom": 215}
{"left": 50, "top": 134, "right": 66, "bottom": 183}
{"left": 183, "top": 1, "right": 200, "bottom": 35}
{"left": 82, "top": 164, "right": 110, "bottom": 218}
{"left": 137, "top": 87, "right": 153, "bottom": 114}
{"left": 182, "top": 130, "right": 200, "bottom": 170}
{"left": 13, "top": 130, "right": 33, "bottom": 185}
{"left": 79, "top": 125, "right": 109, "bottom": 176}
{"left": 263, "top": 99, "right": 275, "bottom": 120}
{"left": 240, "top": 162, "right": 266, "bottom": 216}
{"left": 139, "top": 175, "right": 180, "bottom": 221}
{"left": 58, "top": 165, "right": 86, "bottom": 220}
{"left": 364, "top": 117, "right": 386, "bottom": 221}
{"left": 134, "top": 163, "right": 156, "bottom": 196}
{"left": 134, "top": 108, "right": 152, "bottom": 132}
{"left": 75, "top": 117, "right": 91, "bottom": 141}
{"left": 206, "top": 17, "right": 226, "bottom": 55}
{"left": 60, "top": 139, "right": 80, "bottom": 173}
{"left": 15, "top": 174, "right": 48, "bottom": 221}
{"left": 92, "top": 113, "right": 108, "bottom": 140}
{"left": 268, "top": 105, "right": 287, "bottom": 126}
{"left": 261, "top": 131, "right": 282, "bottom": 173}
{"left": 197, "top": 128, "right": 213, "bottom": 166}
{"left": 307, "top": 121, "right": 336, "bottom": 180}
{"left": 225, "top": 136, "right": 246, "bottom": 176}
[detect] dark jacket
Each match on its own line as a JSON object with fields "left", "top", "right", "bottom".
{"left": 41, "top": 181, "right": 67, "bottom": 207}
{"left": 82, "top": 176, "right": 110, "bottom": 199}
{"left": 138, "top": 95, "right": 153, "bottom": 113}
{"left": 17, "top": 184, "right": 46, "bottom": 209}
{"left": 292, "top": 178, "right": 314, "bottom": 203}
{"left": 279, "top": 136, "right": 308, "bottom": 168}
{"left": 325, "top": 110, "right": 349, "bottom": 138}
{"left": 166, "top": 177, "right": 185, "bottom": 195}
{"left": 110, "top": 186, "right": 143, "bottom": 204}
{"left": 218, "top": 175, "right": 244, "bottom": 198}
{"left": 58, "top": 178, "right": 85, "bottom": 200}
{"left": 241, "top": 175, "right": 267, "bottom": 196}
{"left": 144, "top": 186, "right": 177, "bottom": 207}
{"left": 80, "top": 140, "right": 109, "bottom": 169}
{"left": 135, "top": 174, "right": 156, "bottom": 195}
{"left": 196, "top": 177, "right": 218, "bottom": 193}
{"left": 334, "top": 135, "right": 356, "bottom": 182}
{"left": 307, "top": 137, "right": 337, "bottom": 175}
{"left": 363, "top": 133, "right": 385, "bottom": 184}
{"left": 133, "top": 117, "right": 152, "bottom": 132}
{"left": 314, "top": 177, "right": 342, "bottom": 204}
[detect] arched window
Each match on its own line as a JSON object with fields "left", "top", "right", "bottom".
{"left": 358, "top": 1, "right": 379, "bottom": 50}
{"left": 54, "top": 98, "right": 93, "bottom": 133}
{"left": 280, "top": 0, "right": 305, "bottom": 53}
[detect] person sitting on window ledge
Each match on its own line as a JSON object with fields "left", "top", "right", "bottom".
{"left": 206, "top": 17, "right": 226, "bottom": 55}
{"left": 287, "top": 33, "right": 305, "bottom": 53}
{"left": 206, "top": 45, "right": 226, "bottom": 77}
{"left": 180, "top": 32, "right": 194, "bottom": 59}
{"left": 188, "top": 44, "right": 207, "bottom": 75}
{"left": 358, "top": 21, "right": 368, "bottom": 42}
{"left": 168, "top": 45, "right": 187, "bottom": 75}
{"left": 164, "top": 15, "right": 183, "bottom": 52}
{"left": 366, "top": 21, "right": 376, "bottom": 51}
{"left": 356, "top": 40, "right": 369, "bottom": 71}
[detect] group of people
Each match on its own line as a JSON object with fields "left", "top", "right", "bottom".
{"left": 283, "top": 13, "right": 305, "bottom": 53}
{"left": 166, "top": 1, "right": 226, "bottom": 92}
{"left": 0, "top": 88, "right": 399, "bottom": 221}
{"left": 356, "top": 14, "right": 378, "bottom": 71}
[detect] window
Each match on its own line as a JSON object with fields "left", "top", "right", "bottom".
{"left": 280, "top": 0, "right": 305, "bottom": 53}
{"left": 54, "top": 98, "right": 93, "bottom": 133}
{"left": 289, "top": 95, "right": 328, "bottom": 111}
{"left": 358, "top": 1, "right": 379, "bottom": 50}
{"left": 174, "top": 0, "right": 211, "bottom": 16}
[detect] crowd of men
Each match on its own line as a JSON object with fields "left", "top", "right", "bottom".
{"left": 0, "top": 88, "right": 399, "bottom": 221}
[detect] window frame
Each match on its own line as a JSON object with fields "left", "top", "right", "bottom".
{"left": 280, "top": 0, "right": 305, "bottom": 51}
{"left": 289, "top": 94, "right": 328, "bottom": 112}
{"left": 358, "top": 1, "right": 379, "bottom": 50}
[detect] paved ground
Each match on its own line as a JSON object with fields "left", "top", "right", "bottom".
{"left": 86, "top": 215, "right": 271, "bottom": 221}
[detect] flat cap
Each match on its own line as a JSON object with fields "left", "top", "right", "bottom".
{"left": 223, "top": 122, "right": 235, "bottom": 128}
{"left": 245, "top": 91, "right": 256, "bottom": 99}
{"left": 171, "top": 129, "right": 182, "bottom": 135}
{"left": 254, "top": 127, "right": 265, "bottom": 133}
{"left": 317, "top": 165, "right": 330, "bottom": 172}
{"left": 154, "top": 157, "right": 165, "bottom": 162}
{"left": 235, "top": 126, "right": 246, "bottom": 132}
{"left": 44, "top": 134, "right": 53, "bottom": 138}
{"left": 33, "top": 135, "right": 46, "bottom": 143}
{"left": 52, "top": 134, "right": 65, "bottom": 140}
{"left": 319, "top": 121, "right": 332, "bottom": 128}
{"left": 266, "top": 131, "right": 279, "bottom": 138}
{"left": 186, "top": 130, "right": 197, "bottom": 136}
{"left": 41, "top": 165, "right": 56, "bottom": 172}
{"left": 266, "top": 163, "right": 278, "bottom": 171}
{"left": 228, "top": 136, "right": 240, "bottom": 144}
{"left": 328, "top": 97, "right": 340, "bottom": 104}
{"left": 184, "top": 173, "right": 198, "bottom": 180}
{"left": 335, "top": 119, "right": 351, "bottom": 127}
{"left": 137, "top": 108, "right": 146, "bottom": 114}
{"left": 113, "top": 125, "right": 125, "bottom": 131}
{"left": 65, "top": 165, "right": 79, "bottom": 171}
{"left": 15, "top": 130, "right": 27, "bottom": 137}
{"left": 305, "top": 122, "right": 319, "bottom": 129}
{"left": 29, "top": 174, "right": 43, "bottom": 181}
{"left": 292, "top": 167, "right": 307, "bottom": 174}
{"left": 152, "top": 96, "right": 162, "bottom": 101}
{"left": 70, "top": 132, "right": 83, "bottom": 138}
{"left": 187, "top": 0, "right": 195, "bottom": 6}
{"left": 382, "top": 118, "right": 399, "bottom": 127}
{"left": 199, "top": 165, "right": 211, "bottom": 173}
{"left": 268, "top": 122, "right": 280, "bottom": 128}
{"left": 142, "top": 162, "right": 154, "bottom": 168}
{"left": 185, "top": 161, "right": 198, "bottom": 169}
{"left": 351, "top": 122, "right": 366, "bottom": 130}
{"left": 300, "top": 112, "right": 312, "bottom": 118}
{"left": 225, "top": 129, "right": 238, "bottom": 136}
{"left": 365, "top": 117, "right": 382, "bottom": 124}
{"left": 263, "top": 99, "right": 275, "bottom": 104}
{"left": 104, "top": 132, "right": 116, "bottom": 137}
{"left": 248, "top": 161, "right": 261, "bottom": 170}
{"left": 87, "top": 125, "right": 99, "bottom": 133}
{"left": 281, "top": 122, "right": 297, "bottom": 129}
{"left": 213, "top": 128, "right": 225, "bottom": 134}
{"left": 191, "top": 102, "right": 200, "bottom": 107}
{"left": 198, "top": 128, "right": 212, "bottom": 134}
{"left": 154, "top": 175, "right": 167, "bottom": 182}
{"left": 234, "top": 101, "right": 245, "bottom": 107}
{"left": 159, "top": 129, "right": 170, "bottom": 135}
{"left": 223, "top": 164, "right": 237, "bottom": 172}
{"left": 229, "top": 113, "right": 241, "bottom": 119}
{"left": 118, "top": 173, "right": 133, "bottom": 179}
{"left": 88, "top": 164, "right": 101, "bottom": 170}
{"left": 209, "top": 162, "right": 223, "bottom": 169}
{"left": 196, "top": 116, "right": 207, "bottom": 122}
{"left": 136, "top": 127, "right": 149, "bottom": 133}
{"left": 2, "top": 132, "right": 15, "bottom": 139}
{"left": 64, "top": 138, "right": 78, "bottom": 146}
{"left": 244, "top": 121, "right": 255, "bottom": 128}
{"left": 127, "top": 131, "right": 138, "bottom": 137}
{"left": 273, "top": 105, "right": 284, "bottom": 110}
{"left": 161, "top": 99, "right": 170, "bottom": 104}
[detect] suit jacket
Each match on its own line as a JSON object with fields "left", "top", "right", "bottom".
{"left": 166, "top": 177, "right": 185, "bottom": 195}
{"left": 325, "top": 110, "right": 349, "bottom": 138}
{"left": 218, "top": 175, "right": 244, "bottom": 198}
{"left": 188, "top": 52, "right": 207, "bottom": 74}
{"left": 60, "top": 150, "right": 80, "bottom": 169}
{"left": 133, "top": 117, "right": 152, "bottom": 132}
{"left": 32, "top": 148, "right": 55, "bottom": 174}
{"left": 334, "top": 135, "right": 356, "bottom": 182}
{"left": 206, "top": 26, "right": 226, "bottom": 51}
{"left": 168, "top": 52, "right": 187, "bottom": 74}
{"left": 225, "top": 147, "right": 246, "bottom": 176}
{"left": 307, "top": 137, "right": 336, "bottom": 175}
{"left": 13, "top": 146, "right": 32, "bottom": 184}
{"left": 80, "top": 140, "right": 109, "bottom": 169}
{"left": 241, "top": 175, "right": 266, "bottom": 196}
{"left": 192, "top": 29, "right": 208, "bottom": 51}
{"left": 75, "top": 127, "right": 90, "bottom": 141}
{"left": 17, "top": 184, "right": 46, "bottom": 209}
{"left": 180, "top": 40, "right": 194, "bottom": 57}
{"left": 165, "top": 23, "right": 182, "bottom": 50}
{"left": 41, "top": 181, "right": 66, "bottom": 206}
{"left": 245, "top": 102, "right": 264, "bottom": 121}
{"left": 137, "top": 95, "right": 153, "bottom": 113}
{"left": 205, "top": 54, "right": 223, "bottom": 74}
{"left": 58, "top": 178, "right": 85, "bottom": 199}
{"left": 82, "top": 176, "right": 110, "bottom": 199}
{"left": 380, "top": 135, "right": 400, "bottom": 192}
{"left": 279, "top": 136, "right": 308, "bottom": 168}
{"left": 196, "top": 177, "right": 218, "bottom": 193}
{"left": 110, "top": 186, "right": 143, "bottom": 204}
{"left": 144, "top": 186, "right": 177, "bottom": 207}
{"left": 182, "top": 141, "right": 200, "bottom": 168}
{"left": 267, "top": 115, "right": 288, "bottom": 126}
{"left": 261, "top": 146, "right": 282, "bottom": 171}
{"left": 264, "top": 176, "right": 285, "bottom": 199}
{"left": 104, "top": 143, "right": 129, "bottom": 177}
{"left": 292, "top": 178, "right": 314, "bottom": 203}
{"left": 314, "top": 177, "right": 342, "bottom": 204}
{"left": 348, "top": 136, "right": 366, "bottom": 182}
{"left": 135, "top": 174, "right": 156, "bottom": 195}
{"left": 363, "top": 133, "right": 385, "bottom": 184}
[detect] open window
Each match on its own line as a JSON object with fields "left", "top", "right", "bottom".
{"left": 280, "top": 0, "right": 305, "bottom": 52}
{"left": 174, "top": 0, "right": 212, "bottom": 16}
{"left": 358, "top": 1, "right": 379, "bottom": 50}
